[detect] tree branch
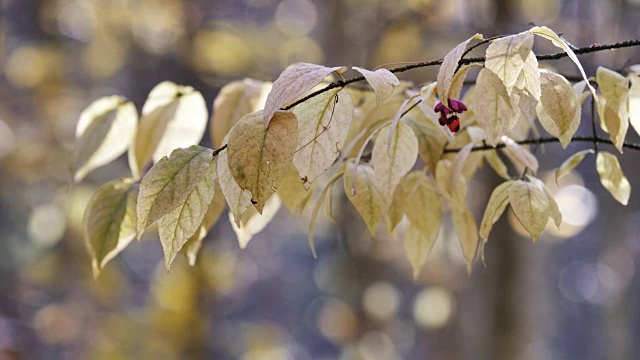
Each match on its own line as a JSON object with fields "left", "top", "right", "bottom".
{"left": 443, "top": 136, "right": 640, "bottom": 153}
{"left": 282, "top": 38, "right": 640, "bottom": 111}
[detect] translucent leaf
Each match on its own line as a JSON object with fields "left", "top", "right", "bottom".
{"left": 437, "top": 33, "right": 483, "bottom": 102}
{"left": 217, "top": 147, "right": 252, "bottom": 227}
{"left": 83, "top": 178, "right": 137, "bottom": 278}
{"left": 293, "top": 88, "right": 353, "bottom": 188}
{"left": 555, "top": 149, "right": 594, "bottom": 183}
{"left": 403, "top": 172, "right": 442, "bottom": 240}
{"left": 452, "top": 206, "right": 479, "bottom": 273}
{"left": 344, "top": 162, "right": 385, "bottom": 234}
{"left": 449, "top": 64, "right": 482, "bottom": 100}
{"left": 501, "top": 136, "right": 539, "bottom": 172}
{"left": 596, "top": 152, "right": 631, "bottom": 205}
{"left": 515, "top": 51, "right": 541, "bottom": 101}
{"left": 73, "top": 96, "right": 137, "bottom": 182}
{"left": 449, "top": 142, "right": 474, "bottom": 191}
{"left": 485, "top": 151, "right": 511, "bottom": 180}
{"left": 158, "top": 161, "right": 217, "bottom": 271}
{"left": 530, "top": 26, "right": 597, "bottom": 100}
{"left": 596, "top": 67, "right": 630, "bottom": 153}
{"left": 403, "top": 223, "right": 437, "bottom": 279}
{"left": 230, "top": 195, "right": 281, "bottom": 249}
{"left": 353, "top": 67, "right": 400, "bottom": 104}
{"left": 278, "top": 164, "right": 313, "bottom": 215}
{"left": 386, "top": 173, "right": 417, "bottom": 233}
{"left": 309, "top": 168, "right": 344, "bottom": 257}
{"left": 536, "top": 70, "right": 580, "bottom": 148}
{"left": 129, "top": 82, "right": 208, "bottom": 179}
{"left": 508, "top": 180, "right": 550, "bottom": 242}
{"left": 406, "top": 110, "right": 448, "bottom": 175}
{"left": 371, "top": 122, "right": 419, "bottom": 207}
{"left": 210, "top": 78, "right": 266, "bottom": 148}
{"left": 182, "top": 181, "right": 226, "bottom": 266}
{"left": 629, "top": 74, "right": 640, "bottom": 135}
{"left": 445, "top": 130, "right": 484, "bottom": 180}
{"left": 263, "top": 63, "right": 345, "bottom": 125}
{"left": 227, "top": 110, "right": 298, "bottom": 213}
{"left": 485, "top": 31, "right": 535, "bottom": 92}
{"left": 420, "top": 82, "right": 438, "bottom": 109}
{"left": 474, "top": 68, "right": 517, "bottom": 146}
{"left": 479, "top": 180, "right": 514, "bottom": 243}
{"left": 136, "top": 145, "right": 213, "bottom": 238}
{"left": 527, "top": 176, "right": 562, "bottom": 228}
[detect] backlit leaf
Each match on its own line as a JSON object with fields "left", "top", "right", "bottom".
{"left": 403, "top": 223, "right": 437, "bottom": 279}
{"left": 508, "top": 179, "right": 550, "bottom": 242}
{"left": 629, "top": 74, "right": 640, "bottom": 135}
{"left": 371, "top": 122, "right": 419, "bottom": 206}
{"left": 596, "top": 151, "right": 631, "bottom": 205}
{"left": 73, "top": 96, "right": 137, "bottom": 182}
{"left": 129, "top": 81, "right": 208, "bottom": 179}
{"left": 309, "top": 168, "right": 344, "bottom": 257}
{"left": 596, "top": 67, "right": 630, "bottom": 152}
{"left": 515, "top": 51, "right": 541, "bottom": 101}
{"left": 278, "top": 164, "right": 313, "bottom": 215}
{"left": 158, "top": 160, "right": 217, "bottom": 271}
{"left": 217, "top": 147, "right": 252, "bottom": 227}
{"left": 555, "top": 149, "right": 594, "bottom": 183}
{"left": 420, "top": 82, "right": 438, "bottom": 109}
{"left": 183, "top": 181, "right": 226, "bottom": 266}
{"left": 474, "top": 68, "right": 517, "bottom": 146}
{"left": 136, "top": 145, "right": 213, "bottom": 238}
{"left": 449, "top": 64, "right": 482, "bottom": 100}
{"left": 83, "top": 178, "right": 138, "bottom": 278}
{"left": 353, "top": 67, "right": 400, "bottom": 104}
{"left": 527, "top": 176, "right": 562, "bottom": 228}
{"left": 479, "top": 180, "right": 514, "bottom": 243}
{"left": 403, "top": 172, "right": 442, "bottom": 241}
{"left": 485, "top": 31, "right": 535, "bottom": 92}
{"left": 344, "top": 162, "right": 385, "bottom": 234}
{"left": 210, "top": 78, "right": 267, "bottom": 148}
{"left": 501, "top": 136, "right": 539, "bottom": 172}
{"left": 437, "top": 33, "right": 483, "bottom": 102}
{"left": 537, "top": 70, "right": 580, "bottom": 148}
{"left": 452, "top": 206, "right": 479, "bottom": 273}
{"left": 230, "top": 195, "right": 281, "bottom": 249}
{"left": 293, "top": 88, "right": 353, "bottom": 188}
{"left": 485, "top": 151, "right": 511, "bottom": 180}
{"left": 227, "top": 110, "right": 298, "bottom": 213}
{"left": 406, "top": 112, "right": 448, "bottom": 175}
{"left": 264, "top": 63, "right": 345, "bottom": 125}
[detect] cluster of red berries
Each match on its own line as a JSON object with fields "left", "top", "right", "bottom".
{"left": 434, "top": 98, "right": 467, "bottom": 133}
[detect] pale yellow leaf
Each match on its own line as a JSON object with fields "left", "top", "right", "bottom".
{"left": 403, "top": 172, "right": 442, "bottom": 242}
{"left": 479, "top": 180, "right": 514, "bottom": 243}
{"left": 474, "top": 68, "right": 517, "bottom": 146}
{"left": 445, "top": 130, "right": 484, "bottom": 180}
{"left": 227, "top": 110, "right": 298, "bottom": 213}
{"left": 217, "top": 146, "right": 252, "bottom": 227}
{"left": 182, "top": 181, "right": 226, "bottom": 266}
{"left": 555, "top": 149, "right": 594, "bottom": 183}
{"left": 129, "top": 82, "right": 208, "bottom": 179}
{"left": 437, "top": 33, "right": 483, "bottom": 102}
{"left": 293, "top": 88, "right": 353, "bottom": 188}
{"left": 210, "top": 78, "right": 266, "bottom": 148}
{"left": 508, "top": 180, "right": 550, "bottom": 242}
{"left": 353, "top": 67, "right": 400, "bottom": 104}
{"left": 515, "top": 51, "right": 541, "bottom": 100}
{"left": 449, "top": 142, "right": 474, "bottom": 191}
{"left": 371, "top": 122, "right": 419, "bottom": 207}
{"left": 452, "top": 206, "right": 479, "bottom": 273}
{"left": 530, "top": 26, "right": 597, "bottom": 100}
{"left": 512, "top": 86, "right": 538, "bottom": 124}
{"left": 596, "top": 67, "right": 629, "bottom": 153}
{"left": 73, "top": 96, "right": 137, "bottom": 182}
{"left": 344, "top": 162, "right": 385, "bottom": 234}
{"left": 84, "top": 178, "right": 137, "bottom": 278}
{"left": 264, "top": 63, "right": 345, "bottom": 125}
{"left": 485, "top": 150, "right": 511, "bottom": 180}
{"left": 501, "top": 136, "right": 539, "bottom": 172}
{"left": 278, "top": 164, "right": 313, "bottom": 215}
{"left": 420, "top": 82, "right": 438, "bottom": 109}
{"left": 485, "top": 31, "right": 535, "bottom": 92}
{"left": 596, "top": 152, "right": 631, "bottom": 205}
{"left": 309, "top": 168, "right": 344, "bottom": 257}
{"left": 449, "top": 64, "right": 482, "bottom": 100}
{"left": 158, "top": 160, "right": 217, "bottom": 271}
{"left": 435, "top": 159, "right": 467, "bottom": 206}
{"left": 406, "top": 107, "right": 448, "bottom": 175}
{"left": 629, "top": 74, "right": 640, "bottom": 135}
{"left": 403, "top": 223, "right": 437, "bottom": 279}
{"left": 230, "top": 195, "right": 281, "bottom": 249}
{"left": 136, "top": 145, "right": 213, "bottom": 238}
{"left": 527, "top": 176, "right": 562, "bottom": 228}
{"left": 537, "top": 70, "right": 580, "bottom": 148}
{"left": 386, "top": 172, "right": 419, "bottom": 233}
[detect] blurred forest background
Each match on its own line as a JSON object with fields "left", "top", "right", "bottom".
{"left": 1, "top": 0, "right": 640, "bottom": 359}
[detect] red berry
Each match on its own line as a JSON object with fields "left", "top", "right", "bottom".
{"left": 446, "top": 116, "right": 460, "bottom": 133}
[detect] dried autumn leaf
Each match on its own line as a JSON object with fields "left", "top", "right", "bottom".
{"left": 158, "top": 160, "right": 217, "bottom": 271}
{"left": 515, "top": 51, "right": 541, "bottom": 101}
{"left": 293, "top": 88, "right": 353, "bottom": 188}
{"left": 227, "top": 110, "right": 298, "bottom": 213}
{"left": 629, "top": 74, "right": 640, "bottom": 135}
{"left": 527, "top": 176, "right": 562, "bottom": 228}
{"left": 278, "top": 164, "right": 313, "bottom": 215}
{"left": 437, "top": 33, "right": 483, "bottom": 102}
{"left": 73, "top": 96, "right": 137, "bottom": 182}
{"left": 309, "top": 168, "right": 345, "bottom": 257}
{"left": 210, "top": 78, "right": 266, "bottom": 148}
{"left": 555, "top": 149, "right": 595, "bottom": 183}
{"left": 403, "top": 223, "right": 437, "bottom": 279}
{"left": 136, "top": 145, "right": 213, "bottom": 238}
{"left": 263, "top": 63, "right": 345, "bottom": 125}
{"left": 371, "top": 122, "right": 419, "bottom": 207}
{"left": 449, "top": 64, "right": 482, "bottom": 100}
{"left": 353, "top": 67, "right": 400, "bottom": 104}
{"left": 406, "top": 114, "right": 448, "bottom": 175}
{"left": 344, "top": 162, "right": 385, "bottom": 234}
{"left": 182, "top": 181, "right": 226, "bottom": 266}
{"left": 217, "top": 147, "right": 252, "bottom": 227}
{"left": 530, "top": 26, "right": 597, "bottom": 100}
{"left": 230, "top": 195, "right": 281, "bottom": 249}
{"left": 474, "top": 68, "right": 517, "bottom": 146}
{"left": 485, "top": 31, "right": 535, "bottom": 92}
{"left": 452, "top": 206, "right": 479, "bottom": 273}
{"left": 420, "top": 82, "right": 438, "bottom": 109}
{"left": 596, "top": 67, "right": 630, "bottom": 153}
{"left": 129, "top": 82, "right": 208, "bottom": 179}
{"left": 501, "top": 136, "right": 539, "bottom": 172}
{"left": 596, "top": 152, "right": 631, "bottom": 205}
{"left": 479, "top": 180, "right": 514, "bottom": 243}
{"left": 508, "top": 179, "right": 550, "bottom": 242}
{"left": 536, "top": 70, "right": 580, "bottom": 148}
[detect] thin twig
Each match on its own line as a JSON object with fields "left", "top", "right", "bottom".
{"left": 443, "top": 136, "right": 640, "bottom": 153}
{"left": 212, "top": 144, "right": 227, "bottom": 157}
